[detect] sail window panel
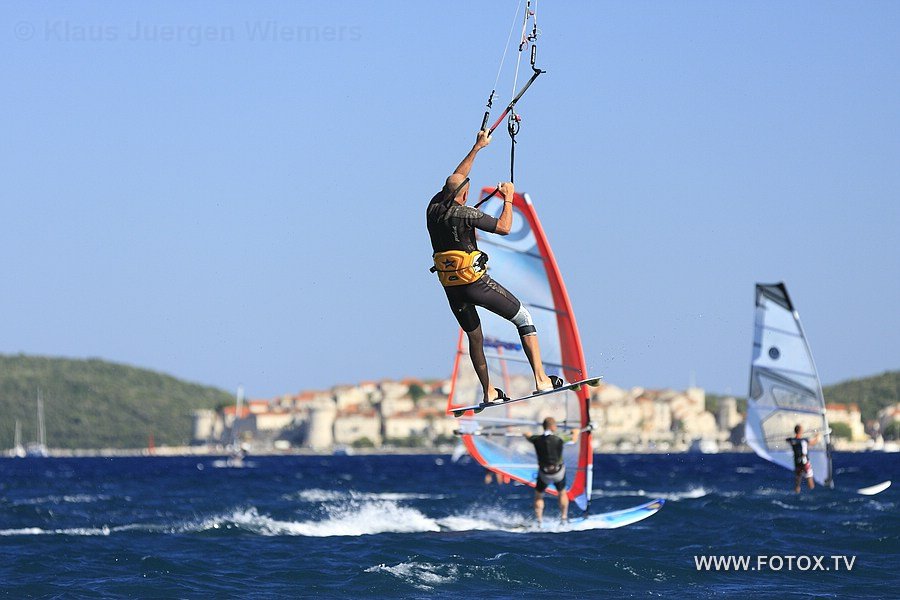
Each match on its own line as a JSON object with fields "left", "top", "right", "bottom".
{"left": 770, "top": 384, "right": 820, "bottom": 412}
{"left": 756, "top": 301, "right": 801, "bottom": 335}
{"left": 762, "top": 412, "right": 826, "bottom": 453}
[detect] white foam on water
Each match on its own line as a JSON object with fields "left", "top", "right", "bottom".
{"left": 865, "top": 499, "right": 895, "bottom": 512}
{"left": 0, "top": 525, "right": 111, "bottom": 536}
{"left": 735, "top": 467, "right": 757, "bottom": 474}
{"left": 373, "top": 492, "right": 448, "bottom": 501}
{"left": 365, "top": 562, "right": 461, "bottom": 591}
{"left": 2, "top": 501, "right": 499, "bottom": 539}
{"left": 772, "top": 499, "right": 802, "bottom": 511}
{"left": 194, "top": 499, "right": 534, "bottom": 537}
{"left": 287, "top": 489, "right": 345, "bottom": 503}
{"left": 753, "top": 487, "right": 784, "bottom": 497}
{"left": 0, "top": 527, "right": 47, "bottom": 536}
{"left": 436, "top": 506, "right": 525, "bottom": 532}
{"left": 14, "top": 494, "right": 112, "bottom": 506}
{"left": 719, "top": 490, "right": 745, "bottom": 498}
{"left": 303, "top": 501, "right": 442, "bottom": 536}
{"left": 187, "top": 501, "right": 443, "bottom": 537}
{"left": 285, "top": 488, "right": 447, "bottom": 503}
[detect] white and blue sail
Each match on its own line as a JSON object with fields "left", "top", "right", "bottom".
{"left": 746, "top": 283, "right": 833, "bottom": 487}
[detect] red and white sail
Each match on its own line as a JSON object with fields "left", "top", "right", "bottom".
{"left": 446, "top": 188, "right": 593, "bottom": 511}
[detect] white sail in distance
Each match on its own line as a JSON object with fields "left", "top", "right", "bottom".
{"left": 746, "top": 283, "right": 833, "bottom": 487}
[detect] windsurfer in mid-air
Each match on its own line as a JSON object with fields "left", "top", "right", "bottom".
{"left": 426, "top": 130, "right": 562, "bottom": 405}
{"left": 787, "top": 424, "right": 820, "bottom": 493}
{"left": 524, "top": 417, "right": 579, "bottom": 524}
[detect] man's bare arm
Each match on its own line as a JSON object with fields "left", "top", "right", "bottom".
{"left": 494, "top": 182, "right": 515, "bottom": 235}
{"left": 567, "top": 428, "right": 581, "bottom": 445}
{"left": 453, "top": 130, "right": 491, "bottom": 177}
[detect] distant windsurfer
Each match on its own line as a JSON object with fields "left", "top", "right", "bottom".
{"left": 787, "top": 424, "right": 819, "bottom": 493}
{"left": 524, "top": 417, "right": 580, "bottom": 524}
{"left": 426, "top": 130, "right": 562, "bottom": 405}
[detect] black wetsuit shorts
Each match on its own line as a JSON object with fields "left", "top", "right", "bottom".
{"left": 443, "top": 275, "right": 521, "bottom": 333}
{"left": 535, "top": 464, "right": 567, "bottom": 493}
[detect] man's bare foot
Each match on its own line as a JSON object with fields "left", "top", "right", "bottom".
{"left": 481, "top": 388, "right": 509, "bottom": 404}
{"left": 483, "top": 388, "right": 500, "bottom": 403}
{"left": 534, "top": 375, "right": 564, "bottom": 394}
{"left": 534, "top": 375, "right": 552, "bottom": 392}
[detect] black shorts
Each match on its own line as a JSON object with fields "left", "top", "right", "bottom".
{"left": 443, "top": 275, "right": 521, "bottom": 333}
{"left": 535, "top": 464, "right": 567, "bottom": 493}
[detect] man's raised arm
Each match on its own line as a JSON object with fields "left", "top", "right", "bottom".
{"left": 453, "top": 130, "right": 492, "bottom": 177}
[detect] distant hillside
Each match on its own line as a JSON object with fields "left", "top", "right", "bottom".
{"left": 0, "top": 354, "right": 233, "bottom": 449}
{"left": 822, "top": 370, "right": 900, "bottom": 422}
{"left": 706, "top": 370, "right": 900, "bottom": 422}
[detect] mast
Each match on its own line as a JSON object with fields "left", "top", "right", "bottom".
{"left": 13, "top": 420, "right": 24, "bottom": 457}
{"left": 37, "top": 389, "right": 46, "bottom": 449}
{"left": 233, "top": 384, "right": 245, "bottom": 445}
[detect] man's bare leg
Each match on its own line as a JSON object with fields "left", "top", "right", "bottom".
{"left": 534, "top": 490, "right": 544, "bottom": 525}
{"left": 558, "top": 488, "right": 570, "bottom": 522}
{"left": 794, "top": 473, "right": 801, "bottom": 494}
{"left": 467, "top": 326, "right": 500, "bottom": 403}
{"left": 807, "top": 477, "right": 815, "bottom": 490}
{"left": 520, "top": 334, "right": 553, "bottom": 391}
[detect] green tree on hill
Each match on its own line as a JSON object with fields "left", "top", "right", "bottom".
{"left": 0, "top": 354, "right": 232, "bottom": 449}
{"left": 829, "top": 422, "right": 852, "bottom": 440}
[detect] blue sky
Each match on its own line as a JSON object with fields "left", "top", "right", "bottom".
{"left": 2, "top": 1, "right": 898, "bottom": 399}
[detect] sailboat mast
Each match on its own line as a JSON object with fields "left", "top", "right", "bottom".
{"left": 37, "top": 389, "right": 46, "bottom": 448}
{"left": 233, "top": 385, "right": 245, "bottom": 444}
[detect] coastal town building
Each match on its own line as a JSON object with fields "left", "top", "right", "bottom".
{"left": 190, "top": 376, "right": 878, "bottom": 454}
{"left": 717, "top": 397, "right": 741, "bottom": 431}
{"left": 334, "top": 409, "right": 382, "bottom": 447}
{"left": 824, "top": 403, "right": 866, "bottom": 441}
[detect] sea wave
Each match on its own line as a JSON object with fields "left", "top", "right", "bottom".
{"left": 194, "top": 502, "right": 444, "bottom": 537}
{"left": 0, "top": 525, "right": 111, "bottom": 536}
{"left": 365, "top": 562, "right": 461, "bottom": 591}
{"left": 12, "top": 494, "right": 113, "bottom": 506}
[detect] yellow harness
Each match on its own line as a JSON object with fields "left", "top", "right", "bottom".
{"left": 430, "top": 250, "right": 488, "bottom": 287}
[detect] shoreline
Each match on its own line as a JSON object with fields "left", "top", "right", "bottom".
{"left": 6, "top": 443, "right": 890, "bottom": 459}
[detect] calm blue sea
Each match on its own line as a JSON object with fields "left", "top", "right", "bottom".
{"left": 0, "top": 452, "right": 896, "bottom": 599}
